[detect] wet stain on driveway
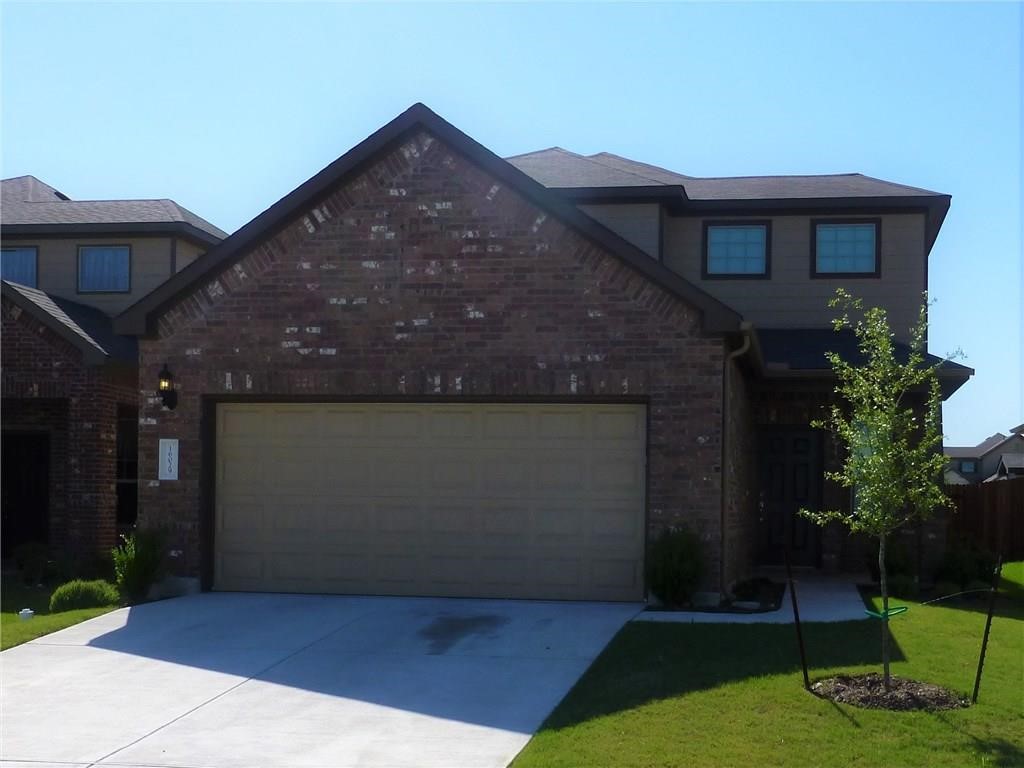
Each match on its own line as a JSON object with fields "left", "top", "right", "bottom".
{"left": 419, "top": 614, "right": 510, "bottom": 654}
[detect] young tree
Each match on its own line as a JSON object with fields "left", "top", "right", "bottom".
{"left": 801, "top": 289, "right": 951, "bottom": 691}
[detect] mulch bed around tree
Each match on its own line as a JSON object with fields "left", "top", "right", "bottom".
{"left": 811, "top": 673, "right": 970, "bottom": 711}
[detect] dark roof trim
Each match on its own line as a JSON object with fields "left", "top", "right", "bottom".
{"left": 1, "top": 281, "right": 107, "bottom": 365}
{"left": 115, "top": 103, "right": 742, "bottom": 337}
{"left": 1, "top": 221, "right": 222, "bottom": 248}
{"left": 557, "top": 185, "right": 691, "bottom": 213}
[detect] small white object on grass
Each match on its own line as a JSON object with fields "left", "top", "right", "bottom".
{"left": 18, "top": 609, "right": 34, "bottom": 620}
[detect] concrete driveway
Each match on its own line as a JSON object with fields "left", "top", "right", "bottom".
{"left": 1, "top": 593, "right": 638, "bottom": 768}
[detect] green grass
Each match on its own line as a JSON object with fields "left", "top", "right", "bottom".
{"left": 514, "top": 568, "right": 1024, "bottom": 768}
{"left": 1, "top": 580, "right": 119, "bottom": 651}
{"left": 1000, "top": 560, "right": 1024, "bottom": 601}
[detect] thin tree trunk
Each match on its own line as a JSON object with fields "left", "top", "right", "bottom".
{"left": 879, "top": 533, "right": 891, "bottom": 691}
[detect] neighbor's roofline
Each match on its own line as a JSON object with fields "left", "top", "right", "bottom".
{"left": 115, "top": 103, "right": 742, "bottom": 336}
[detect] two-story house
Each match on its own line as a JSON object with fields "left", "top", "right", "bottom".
{"left": 109, "top": 105, "right": 972, "bottom": 601}
{"left": 1, "top": 175, "right": 225, "bottom": 564}
{"left": 945, "top": 425, "right": 1024, "bottom": 484}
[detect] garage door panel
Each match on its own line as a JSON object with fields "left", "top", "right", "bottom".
{"left": 534, "top": 557, "right": 582, "bottom": 588}
{"left": 218, "top": 500, "right": 265, "bottom": 534}
{"left": 375, "top": 409, "right": 424, "bottom": 438}
{"left": 482, "top": 409, "right": 532, "bottom": 439}
{"left": 322, "top": 408, "right": 371, "bottom": 437}
{"left": 215, "top": 402, "right": 645, "bottom": 600}
{"left": 593, "top": 408, "right": 644, "bottom": 439}
{"left": 220, "top": 408, "right": 265, "bottom": 438}
{"left": 218, "top": 449, "right": 267, "bottom": 490}
{"left": 322, "top": 454, "right": 374, "bottom": 490}
{"left": 373, "top": 449, "right": 423, "bottom": 489}
{"left": 590, "top": 558, "right": 640, "bottom": 589}
{"left": 427, "top": 409, "right": 478, "bottom": 439}
{"left": 323, "top": 502, "right": 372, "bottom": 532}
{"left": 589, "top": 503, "right": 643, "bottom": 540}
{"left": 591, "top": 454, "right": 643, "bottom": 492}
{"left": 427, "top": 503, "right": 479, "bottom": 536}
{"left": 268, "top": 502, "right": 322, "bottom": 532}
{"left": 273, "top": 408, "right": 321, "bottom": 437}
{"left": 536, "top": 455, "right": 587, "bottom": 492}
{"left": 533, "top": 505, "right": 581, "bottom": 539}
{"left": 480, "top": 454, "right": 533, "bottom": 492}
{"left": 218, "top": 550, "right": 265, "bottom": 584}
{"left": 537, "top": 409, "right": 587, "bottom": 438}
{"left": 429, "top": 451, "right": 479, "bottom": 492}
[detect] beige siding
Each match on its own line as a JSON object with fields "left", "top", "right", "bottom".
{"left": 5, "top": 236, "right": 176, "bottom": 315}
{"left": 176, "top": 239, "right": 205, "bottom": 272}
{"left": 664, "top": 214, "right": 927, "bottom": 342}
{"left": 578, "top": 203, "right": 661, "bottom": 259}
{"left": 215, "top": 402, "right": 647, "bottom": 600}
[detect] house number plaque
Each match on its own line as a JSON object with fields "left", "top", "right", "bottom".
{"left": 158, "top": 439, "right": 179, "bottom": 481}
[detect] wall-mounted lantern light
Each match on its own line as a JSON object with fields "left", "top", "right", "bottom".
{"left": 158, "top": 363, "right": 178, "bottom": 411}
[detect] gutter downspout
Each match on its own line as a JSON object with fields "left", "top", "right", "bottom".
{"left": 721, "top": 321, "right": 754, "bottom": 598}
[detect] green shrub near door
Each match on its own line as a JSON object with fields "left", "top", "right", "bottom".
{"left": 112, "top": 530, "right": 165, "bottom": 603}
{"left": 647, "top": 526, "right": 704, "bottom": 609}
{"left": 48, "top": 579, "right": 120, "bottom": 612}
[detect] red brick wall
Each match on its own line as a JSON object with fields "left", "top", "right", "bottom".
{"left": 2, "top": 298, "right": 135, "bottom": 559}
{"left": 137, "top": 130, "right": 729, "bottom": 589}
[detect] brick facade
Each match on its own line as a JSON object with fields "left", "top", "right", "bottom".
{"left": 1, "top": 297, "right": 136, "bottom": 559}
{"left": 137, "top": 130, "right": 732, "bottom": 590}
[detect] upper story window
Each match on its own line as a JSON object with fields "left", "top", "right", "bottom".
{"left": 78, "top": 245, "right": 131, "bottom": 293}
{"left": 703, "top": 221, "right": 771, "bottom": 278}
{"left": 1, "top": 246, "right": 38, "bottom": 287}
{"left": 812, "top": 220, "right": 880, "bottom": 277}
{"left": 960, "top": 460, "right": 977, "bottom": 474}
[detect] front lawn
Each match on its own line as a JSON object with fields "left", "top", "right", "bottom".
{"left": 514, "top": 570, "right": 1024, "bottom": 768}
{"left": 1, "top": 580, "right": 118, "bottom": 651}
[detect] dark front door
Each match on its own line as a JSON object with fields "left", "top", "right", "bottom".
{"left": 1, "top": 432, "right": 50, "bottom": 557}
{"left": 758, "top": 429, "right": 822, "bottom": 567}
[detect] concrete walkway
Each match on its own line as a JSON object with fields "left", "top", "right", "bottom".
{"left": 634, "top": 574, "right": 870, "bottom": 624}
{"left": 1, "top": 593, "right": 638, "bottom": 768}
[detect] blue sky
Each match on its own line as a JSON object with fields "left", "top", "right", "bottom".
{"left": 2, "top": 2, "right": 1020, "bottom": 445}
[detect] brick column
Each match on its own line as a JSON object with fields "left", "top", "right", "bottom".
{"left": 64, "top": 372, "right": 119, "bottom": 559}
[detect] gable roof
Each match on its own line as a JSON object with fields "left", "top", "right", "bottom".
{"left": 115, "top": 104, "right": 742, "bottom": 337}
{"left": 2, "top": 280, "right": 137, "bottom": 365}
{"left": 2, "top": 175, "right": 228, "bottom": 244}
{"left": 506, "top": 148, "right": 951, "bottom": 252}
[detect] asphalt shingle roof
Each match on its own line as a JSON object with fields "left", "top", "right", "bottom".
{"left": 2, "top": 280, "right": 137, "bottom": 363}
{"left": 506, "top": 148, "right": 946, "bottom": 200}
{"left": 2, "top": 175, "right": 228, "bottom": 239}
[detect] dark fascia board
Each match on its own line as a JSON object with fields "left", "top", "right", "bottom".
{"left": 564, "top": 191, "right": 950, "bottom": 257}
{"left": 757, "top": 358, "right": 973, "bottom": 399}
{"left": 1, "top": 282, "right": 107, "bottom": 366}
{"left": 114, "top": 103, "right": 742, "bottom": 337}
{"left": 555, "top": 185, "right": 691, "bottom": 213}
{"left": 1, "top": 222, "right": 223, "bottom": 249}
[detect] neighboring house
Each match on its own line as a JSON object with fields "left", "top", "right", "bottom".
{"left": 945, "top": 425, "right": 1024, "bottom": 484}
{"left": 1, "top": 176, "right": 225, "bottom": 562}
{"left": 112, "top": 104, "right": 971, "bottom": 600}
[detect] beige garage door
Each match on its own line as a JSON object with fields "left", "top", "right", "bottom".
{"left": 215, "top": 402, "right": 646, "bottom": 601}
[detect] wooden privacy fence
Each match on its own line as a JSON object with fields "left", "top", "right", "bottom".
{"left": 945, "top": 478, "right": 1024, "bottom": 559}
